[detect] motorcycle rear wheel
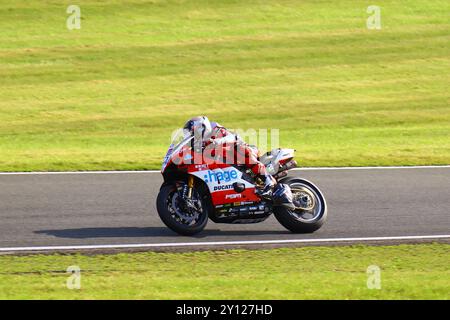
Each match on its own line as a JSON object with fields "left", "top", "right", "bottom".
{"left": 273, "top": 178, "right": 327, "bottom": 233}
{"left": 157, "top": 184, "right": 209, "bottom": 236}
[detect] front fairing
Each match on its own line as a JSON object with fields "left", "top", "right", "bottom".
{"left": 161, "top": 132, "right": 193, "bottom": 173}
{"left": 161, "top": 145, "right": 174, "bottom": 172}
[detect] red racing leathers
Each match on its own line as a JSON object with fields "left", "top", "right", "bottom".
{"left": 204, "top": 123, "right": 270, "bottom": 177}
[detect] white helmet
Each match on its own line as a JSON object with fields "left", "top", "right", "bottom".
{"left": 183, "top": 116, "right": 212, "bottom": 140}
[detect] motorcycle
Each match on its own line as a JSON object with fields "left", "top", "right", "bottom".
{"left": 157, "top": 129, "right": 327, "bottom": 236}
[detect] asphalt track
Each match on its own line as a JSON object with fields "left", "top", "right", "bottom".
{"left": 0, "top": 167, "right": 449, "bottom": 253}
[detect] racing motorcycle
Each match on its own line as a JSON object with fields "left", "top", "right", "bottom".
{"left": 157, "top": 130, "right": 327, "bottom": 236}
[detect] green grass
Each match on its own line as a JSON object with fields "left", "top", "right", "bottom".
{"left": 0, "top": 244, "right": 448, "bottom": 299}
{"left": 0, "top": 0, "right": 449, "bottom": 171}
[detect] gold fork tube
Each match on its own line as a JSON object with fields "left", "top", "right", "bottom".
{"left": 187, "top": 175, "right": 194, "bottom": 198}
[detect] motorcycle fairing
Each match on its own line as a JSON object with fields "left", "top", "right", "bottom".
{"left": 188, "top": 165, "right": 260, "bottom": 205}
{"left": 211, "top": 200, "right": 272, "bottom": 224}
{"left": 260, "top": 148, "right": 295, "bottom": 175}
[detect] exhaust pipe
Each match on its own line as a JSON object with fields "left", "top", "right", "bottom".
{"left": 273, "top": 160, "right": 297, "bottom": 179}
{"left": 283, "top": 159, "right": 298, "bottom": 170}
{"left": 273, "top": 170, "right": 288, "bottom": 179}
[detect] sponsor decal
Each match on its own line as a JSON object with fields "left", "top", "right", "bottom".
{"left": 253, "top": 210, "right": 266, "bottom": 214}
{"left": 226, "top": 194, "right": 242, "bottom": 200}
{"left": 203, "top": 169, "right": 238, "bottom": 183}
{"left": 213, "top": 184, "right": 234, "bottom": 191}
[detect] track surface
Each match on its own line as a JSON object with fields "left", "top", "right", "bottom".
{"left": 0, "top": 168, "right": 449, "bottom": 250}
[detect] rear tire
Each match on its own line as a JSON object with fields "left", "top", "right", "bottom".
{"left": 157, "top": 184, "right": 209, "bottom": 236}
{"left": 274, "top": 178, "right": 327, "bottom": 233}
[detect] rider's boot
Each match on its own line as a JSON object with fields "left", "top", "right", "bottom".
{"left": 272, "top": 183, "right": 296, "bottom": 210}
{"left": 256, "top": 174, "right": 276, "bottom": 199}
{"left": 257, "top": 175, "right": 296, "bottom": 210}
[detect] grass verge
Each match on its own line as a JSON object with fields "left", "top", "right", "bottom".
{"left": 0, "top": 0, "right": 449, "bottom": 171}
{"left": 0, "top": 243, "right": 448, "bottom": 299}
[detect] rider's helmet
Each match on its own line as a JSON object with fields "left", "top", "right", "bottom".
{"left": 183, "top": 116, "right": 212, "bottom": 140}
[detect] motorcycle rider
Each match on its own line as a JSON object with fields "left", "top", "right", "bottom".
{"left": 183, "top": 116, "right": 295, "bottom": 209}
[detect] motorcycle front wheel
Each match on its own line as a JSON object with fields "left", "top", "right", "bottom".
{"left": 273, "top": 178, "right": 327, "bottom": 233}
{"left": 157, "top": 184, "right": 209, "bottom": 236}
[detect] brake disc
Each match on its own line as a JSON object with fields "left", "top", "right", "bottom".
{"left": 291, "top": 187, "right": 316, "bottom": 211}
{"left": 171, "top": 193, "right": 199, "bottom": 224}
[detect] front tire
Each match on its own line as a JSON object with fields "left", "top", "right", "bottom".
{"left": 274, "top": 178, "right": 327, "bottom": 233}
{"left": 157, "top": 184, "right": 209, "bottom": 236}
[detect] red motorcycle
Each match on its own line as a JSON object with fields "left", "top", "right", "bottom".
{"left": 157, "top": 130, "right": 327, "bottom": 235}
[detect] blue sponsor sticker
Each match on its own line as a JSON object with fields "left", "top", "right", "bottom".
{"left": 204, "top": 169, "right": 238, "bottom": 183}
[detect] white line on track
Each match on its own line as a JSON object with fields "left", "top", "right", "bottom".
{"left": 1, "top": 235, "right": 449, "bottom": 252}
{"left": 0, "top": 165, "right": 449, "bottom": 175}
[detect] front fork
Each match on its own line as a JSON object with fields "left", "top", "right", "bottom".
{"left": 186, "top": 175, "right": 194, "bottom": 199}
{"left": 183, "top": 175, "right": 199, "bottom": 212}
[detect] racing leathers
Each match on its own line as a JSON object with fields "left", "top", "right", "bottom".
{"left": 204, "top": 122, "right": 276, "bottom": 197}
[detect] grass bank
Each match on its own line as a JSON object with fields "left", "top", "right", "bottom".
{"left": 1, "top": 0, "right": 449, "bottom": 171}
{"left": 0, "top": 243, "right": 448, "bottom": 299}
